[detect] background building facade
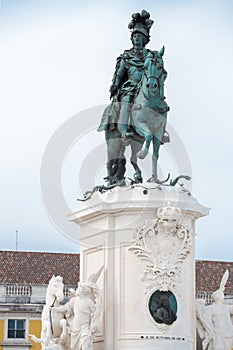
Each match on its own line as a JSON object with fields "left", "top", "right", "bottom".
{"left": 0, "top": 251, "right": 232, "bottom": 350}
{"left": 0, "top": 251, "right": 80, "bottom": 350}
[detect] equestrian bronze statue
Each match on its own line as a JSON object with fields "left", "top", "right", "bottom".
{"left": 98, "top": 10, "right": 170, "bottom": 185}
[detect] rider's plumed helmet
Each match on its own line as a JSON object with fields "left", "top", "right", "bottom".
{"left": 128, "top": 9, "right": 154, "bottom": 43}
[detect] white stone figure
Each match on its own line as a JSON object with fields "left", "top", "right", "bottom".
{"left": 65, "top": 288, "right": 76, "bottom": 327}
{"left": 30, "top": 275, "right": 68, "bottom": 350}
{"left": 51, "top": 267, "right": 103, "bottom": 350}
{"left": 196, "top": 270, "right": 233, "bottom": 350}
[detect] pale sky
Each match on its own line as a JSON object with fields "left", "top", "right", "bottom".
{"left": 0, "top": 0, "right": 233, "bottom": 260}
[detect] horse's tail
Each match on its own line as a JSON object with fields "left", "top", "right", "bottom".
{"left": 29, "top": 335, "right": 43, "bottom": 344}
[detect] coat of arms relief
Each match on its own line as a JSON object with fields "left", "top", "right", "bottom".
{"left": 129, "top": 204, "right": 193, "bottom": 292}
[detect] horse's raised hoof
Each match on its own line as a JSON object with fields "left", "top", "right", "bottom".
{"left": 137, "top": 148, "right": 148, "bottom": 159}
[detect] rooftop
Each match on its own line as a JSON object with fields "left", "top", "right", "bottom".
{"left": 196, "top": 259, "right": 233, "bottom": 294}
{"left": 0, "top": 251, "right": 80, "bottom": 285}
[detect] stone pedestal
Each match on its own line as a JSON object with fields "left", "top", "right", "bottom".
{"left": 68, "top": 184, "right": 209, "bottom": 350}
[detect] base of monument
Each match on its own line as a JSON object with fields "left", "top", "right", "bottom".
{"left": 69, "top": 183, "right": 209, "bottom": 350}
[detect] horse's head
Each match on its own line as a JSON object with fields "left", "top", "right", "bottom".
{"left": 143, "top": 47, "right": 165, "bottom": 98}
{"left": 48, "top": 275, "right": 64, "bottom": 303}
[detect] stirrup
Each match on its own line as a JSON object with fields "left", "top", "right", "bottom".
{"left": 161, "top": 131, "right": 170, "bottom": 144}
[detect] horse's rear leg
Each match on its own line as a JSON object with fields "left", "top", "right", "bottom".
{"left": 130, "top": 140, "right": 143, "bottom": 183}
{"left": 60, "top": 319, "right": 67, "bottom": 343}
{"left": 43, "top": 321, "right": 52, "bottom": 346}
{"left": 41, "top": 324, "right": 47, "bottom": 343}
{"left": 106, "top": 137, "right": 125, "bottom": 185}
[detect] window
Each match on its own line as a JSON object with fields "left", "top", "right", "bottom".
{"left": 8, "top": 320, "right": 25, "bottom": 339}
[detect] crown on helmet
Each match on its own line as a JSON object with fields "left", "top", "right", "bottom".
{"left": 128, "top": 9, "right": 154, "bottom": 39}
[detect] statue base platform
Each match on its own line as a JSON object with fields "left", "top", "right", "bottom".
{"left": 68, "top": 183, "right": 209, "bottom": 350}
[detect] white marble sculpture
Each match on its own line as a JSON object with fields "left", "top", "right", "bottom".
{"left": 30, "top": 269, "right": 102, "bottom": 350}
{"left": 30, "top": 275, "right": 68, "bottom": 349}
{"left": 196, "top": 270, "right": 233, "bottom": 350}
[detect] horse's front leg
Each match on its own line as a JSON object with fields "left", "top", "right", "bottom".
{"left": 135, "top": 122, "right": 152, "bottom": 159}
{"left": 150, "top": 135, "right": 161, "bottom": 181}
{"left": 59, "top": 318, "right": 67, "bottom": 343}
